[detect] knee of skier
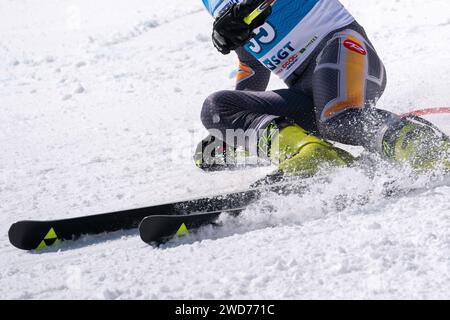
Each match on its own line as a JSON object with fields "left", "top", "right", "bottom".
{"left": 201, "top": 91, "right": 229, "bottom": 130}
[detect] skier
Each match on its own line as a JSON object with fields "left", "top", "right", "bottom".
{"left": 195, "top": 0, "right": 450, "bottom": 176}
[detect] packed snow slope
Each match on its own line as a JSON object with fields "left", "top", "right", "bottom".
{"left": 1, "top": 0, "right": 449, "bottom": 299}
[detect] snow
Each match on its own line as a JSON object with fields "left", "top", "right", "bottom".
{"left": 0, "top": 0, "right": 449, "bottom": 299}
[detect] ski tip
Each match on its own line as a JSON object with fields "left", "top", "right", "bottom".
{"left": 8, "top": 221, "right": 59, "bottom": 251}
{"left": 138, "top": 216, "right": 164, "bottom": 246}
{"left": 138, "top": 215, "right": 192, "bottom": 246}
{"left": 8, "top": 221, "right": 31, "bottom": 250}
{"left": 138, "top": 212, "right": 222, "bottom": 246}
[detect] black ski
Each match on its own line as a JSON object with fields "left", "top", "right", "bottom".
{"left": 8, "top": 188, "right": 262, "bottom": 251}
{"left": 8, "top": 173, "right": 301, "bottom": 251}
{"left": 13, "top": 171, "right": 436, "bottom": 251}
{"left": 139, "top": 207, "right": 244, "bottom": 245}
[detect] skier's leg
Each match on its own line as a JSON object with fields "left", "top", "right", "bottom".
{"left": 196, "top": 88, "right": 315, "bottom": 170}
{"left": 312, "top": 28, "right": 397, "bottom": 151}
{"left": 311, "top": 28, "right": 449, "bottom": 171}
{"left": 197, "top": 88, "right": 355, "bottom": 175}
{"left": 200, "top": 88, "right": 317, "bottom": 134}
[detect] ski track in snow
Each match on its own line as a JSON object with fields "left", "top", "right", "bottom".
{"left": 0, "top": 0, "right": 449, "bottom": 299}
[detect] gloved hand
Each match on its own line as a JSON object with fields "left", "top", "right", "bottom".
{"left": 212, "top": 0, "right": 273, "bottom": 55}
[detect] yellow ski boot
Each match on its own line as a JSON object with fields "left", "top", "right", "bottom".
{"left": 382, "top": 118, "right": 450, "bottom": 172}
{"left": 261, "top": 123, "right": 355, "bottom": 176}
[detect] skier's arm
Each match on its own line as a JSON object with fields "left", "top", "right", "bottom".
{"left": 235, "top": 47, "right": 270, "bottom": 91}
